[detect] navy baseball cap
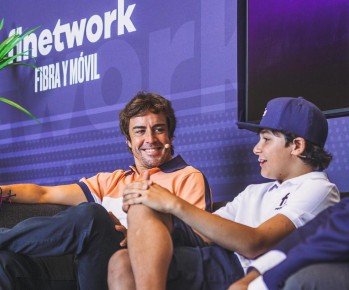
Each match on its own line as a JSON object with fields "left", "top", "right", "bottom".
{"left": 236, "top": 97, "right": 328, "bottom": 147}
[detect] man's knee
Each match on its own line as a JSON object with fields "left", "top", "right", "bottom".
{"left": 70, "top": 202, "right": 108, "bottom": 221}
{"left": 127, "top": 204, "right": 172, "bottom": 231}
{"left": 67, "top": 203, "right": 114, "bottom": 230}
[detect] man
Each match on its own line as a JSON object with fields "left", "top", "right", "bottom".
{"left": 0, "top": 91, "right": 212, "bottom": 290}
{"left": 228, "top": 197, "right": 349, "bottom": 290}
{"left": 108, "top": 97, "right": 339, "bottom": 290}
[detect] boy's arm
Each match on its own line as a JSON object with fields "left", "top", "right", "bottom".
{"left": 123, "top": 181, "right": 295, "bottom": 258}
{"left": 1, "top": 183, "right": 87, "bottom": 205}
{"left": 169, "top": 197, "right": 295, "bottom": 258}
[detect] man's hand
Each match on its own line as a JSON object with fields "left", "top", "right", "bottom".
{"left": 228, "top": 269, "right": 261, "bottom": 290}
{"left": 109, "top": 211, "right": 127, "bottom": 247}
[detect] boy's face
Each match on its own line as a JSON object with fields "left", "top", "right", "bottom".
{"left": 127, "top": 111, "right": 172, "bottom": 173}
{"left": 253, "top": 129, "right": 296, "bottom": 183}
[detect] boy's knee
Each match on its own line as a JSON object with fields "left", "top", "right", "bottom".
{"left": 108, "top": 249, "right": 130, "bottom": 279}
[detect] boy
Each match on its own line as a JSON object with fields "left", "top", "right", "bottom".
{"left": 109, "top": 97, "right": 339, "bottom": 290}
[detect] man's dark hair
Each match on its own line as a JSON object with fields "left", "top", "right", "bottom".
{"left": 267, "top": 130, "right": 332, "bottom": 171}
{"left": 119, "top": 91, "right": 176, "bottom": 154}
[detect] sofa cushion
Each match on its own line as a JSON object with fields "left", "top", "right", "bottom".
{"left": 0, "top": 203, "right": 70, "bottom": 228}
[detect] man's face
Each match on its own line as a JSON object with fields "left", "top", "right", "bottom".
{"left": 127, "top": 111, "right": 173, "bottom": 172}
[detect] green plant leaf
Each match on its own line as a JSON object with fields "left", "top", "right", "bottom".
{"left": 0, "top": 20, "right": 39, "bottom": 69}
{"left": 0, "top": 18, "right": 41, "bottom": 124}
{"left": 0, "top": 97, "right": 41, "bottom": 124}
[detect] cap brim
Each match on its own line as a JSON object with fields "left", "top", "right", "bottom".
{"left": 236, "top": 121, "right": 264, "bottom": 132}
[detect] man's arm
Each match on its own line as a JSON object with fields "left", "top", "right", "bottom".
{"left": 1, "top": 183, "right": 87, "bottom": 205}
{"left": 123, "top": 180, "right": 295, "bottom": 259}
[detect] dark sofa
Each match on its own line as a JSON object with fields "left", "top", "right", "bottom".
{"left": 0, "top": 203, "right": 70, "bottom": 228}
{"left": 0, "top": 195, "right": 347, "bottom": 289}
{"left": 0, "top": 201, "right": 228, "bottom": 228}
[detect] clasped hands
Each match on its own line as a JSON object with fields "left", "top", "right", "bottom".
{"left": 110, "top": 171, "right": 175, "bottom": 247}
{"left": 122, "top": 171, "right": 175, "bottom": 213}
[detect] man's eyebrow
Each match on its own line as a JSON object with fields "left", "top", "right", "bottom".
{"left": 131, "top": 125, "right": 146, "bottom": 130}
{"left": 131, "top": 123, "right": 166, "bottom": 130}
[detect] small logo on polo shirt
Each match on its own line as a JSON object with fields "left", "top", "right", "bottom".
{"left": 275, "top": 192, "right": 290, "bottom": 210}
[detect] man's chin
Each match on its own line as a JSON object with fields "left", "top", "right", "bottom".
{"left": 141, "top": 159, "right": 162, "bottom": 169}
{"left": 141, "top": 156, "right": 168, "bottom": 169}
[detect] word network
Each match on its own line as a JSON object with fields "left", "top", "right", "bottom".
{"left": 9, "top": 0, "right": 136, "bottom": 60}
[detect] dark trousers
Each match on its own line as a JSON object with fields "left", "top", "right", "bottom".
{"left": 167, "top": 217, "right": 244, "bottom": 290}
{"left": 0, "top": 203, "right": 123, "bottom": 290}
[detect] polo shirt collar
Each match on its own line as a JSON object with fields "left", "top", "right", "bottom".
{"left": 128, "top": 155, "right": 188, "bottom": 175}
{"left": 267, "top": 171, "right": 326, "bottom": 192}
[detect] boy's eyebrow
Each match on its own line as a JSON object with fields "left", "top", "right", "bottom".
{"left": 259, "top": 129, "right": 270, "bottom": 134}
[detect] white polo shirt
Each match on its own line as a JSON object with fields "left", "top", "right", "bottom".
{"left": 213, "top": 171, "right": 339, "bottom": 273}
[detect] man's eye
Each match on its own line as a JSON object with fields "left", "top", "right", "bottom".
{"left": 154, "top": 128, "right": 165, "bottom": 134}
{"left": 134, "top": 130, "right": 145, "bottom": 135}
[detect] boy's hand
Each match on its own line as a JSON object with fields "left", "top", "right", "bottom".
{"left": 123, "top": 174, "right": 177, "bottom": 214}
{"left": 122, "top": 171, "right": 152, "bottom": 213}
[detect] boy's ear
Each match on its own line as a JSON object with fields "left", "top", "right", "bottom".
{"left": 291, "top": 137, "right": 306, "bottom": 156}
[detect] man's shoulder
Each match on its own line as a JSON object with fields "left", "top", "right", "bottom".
{"left": 159, "top": 155, "right": 203, "bottom": 175}
{"left": 88, "top": 168, "right": 134, "bottom": 183}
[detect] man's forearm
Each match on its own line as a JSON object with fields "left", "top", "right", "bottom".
{"left": 1, "top": 184, "right": 46, "bottom": 203}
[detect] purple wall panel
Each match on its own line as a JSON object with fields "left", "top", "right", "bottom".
{"left": 0, "top": 0, "right": 347, "bottom": 202}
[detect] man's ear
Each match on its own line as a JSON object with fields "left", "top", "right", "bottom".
{"left": 126, "top": 139, "right": 132, "bottom": 148}
{"left": 291, "top": 137, "right": 306, "bottom": 156}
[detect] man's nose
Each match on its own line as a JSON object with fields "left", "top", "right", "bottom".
{"left": 144, "top": 130, "right": 156, "bottom": 143}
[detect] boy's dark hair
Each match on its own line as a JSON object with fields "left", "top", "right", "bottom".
{"left": 271, "top": 130, "right": 332, "bottom": 171}
{"left": 119, "top": 91, "right": 176, "bottom": 155}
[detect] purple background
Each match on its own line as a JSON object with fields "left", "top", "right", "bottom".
{"left": 0, "top": 0, "right": 348, "bottom": 202}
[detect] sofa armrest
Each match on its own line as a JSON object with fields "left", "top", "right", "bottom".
{"left": 212, "top": 200, "right": 228, "bottom": 212}
{"left": 0, "top": 203, "right": 70, "bottom": 228}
